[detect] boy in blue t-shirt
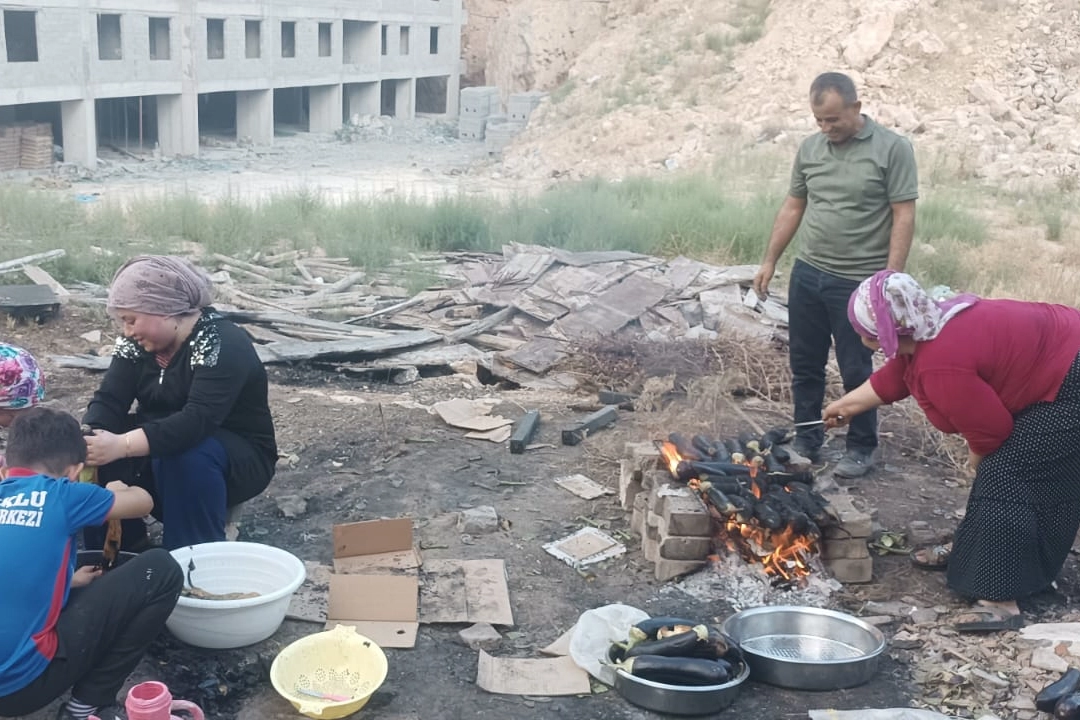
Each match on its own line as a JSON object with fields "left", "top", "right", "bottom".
{"left": 0, "top": 407, "right": 184, "bottom": 720}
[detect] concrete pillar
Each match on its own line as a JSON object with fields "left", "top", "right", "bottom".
{"left": 236, "top": 89, "right": 274, "bottom": 145}
{"left": 308, "top": 84, "right": 343, "bottom": 133}
{"left": 157, "top": 93, "right": 199, "bottom": 157}
{"left": 447, "top": 67, "right": 462, "bottom": 117}
{"left": 344, "top": 83, "right": 379, "bottom": 119}
{"left": 395, "top": 78, "right": 415, "bottom": 119}
{"left": 60, "top": 99, "right": 96, "bottom": 169}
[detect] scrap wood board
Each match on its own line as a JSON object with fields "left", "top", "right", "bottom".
{"left": 419, "top": 559, "right": 514, "bottom": 626}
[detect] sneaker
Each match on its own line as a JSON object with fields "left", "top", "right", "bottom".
{"left": 834, "top": 448, "right": 879, "bottom": 479}
{"left": 56, "top": 704, "right": 126, "bottom": 720}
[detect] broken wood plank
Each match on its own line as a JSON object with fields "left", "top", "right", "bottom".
{"left": 209, "top": 253, "right": 279, "bottom": 281}
{"left": 0, "top": 249, "right": 65, "bottom": 275}
{"left": 52, "top": 330, "right": 442, "bottom": 370}
{"left": 561, "top": 406, "right": 618, "bottom": 446}
{"left": 467, "top": 334, "right": 525, "bottom": 352}
{"left": 293, "top": 259, "right": 316, "bottom": 283}
{"left": 444, "top": 306, "right": 516, "bottom": 343}
{"left": 22, "top": 265, "right": 70, "bottom": 302}
{"left": 499, "top": 337, "right": 568, "bottom": 374}
{"left": 215, "top": 309, "right": 391, "bottom": 338}
{"left": 344, "top": 296, "right": 424, "bottom": 324}
{"left": 552, "top": 249, "right": 649, "bottom": 267}
{"left": 509, "top": 410, "right": 541, "bottom": 454}
{"left": 553, "top": 274, "right": 668, "bottom": 341}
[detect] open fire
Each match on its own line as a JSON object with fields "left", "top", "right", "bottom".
{"left": 656, "top": 430, "right": 832, "bottom": 585}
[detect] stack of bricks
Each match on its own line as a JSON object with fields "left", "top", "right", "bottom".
{"left": 19, "top": 123, "right": 54, "bottom": 170}
{"left": 507, "top": 91, "right": 547, "bottom": 124}
{"left": 819, "top": 491, "right": 875, "bottom": 583}
{"left": 621, "top": 442, "right": 713, "bottom": 582}
{"left": 0, "top": 126, "right": 20, "bottom": 171}
{"left": 484, "top": 115, "right": 524, "bottom": 156}
{"left": 458, "top": 86, "right": 501, "bottom": 141}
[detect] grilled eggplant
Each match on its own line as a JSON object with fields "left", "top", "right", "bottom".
{"left": 668, "top": 432, "right": 703, "bottom": 462}
{"left": 630, "top": 616, "right": 702, "bottom": 642}
{"left": 691, "top": 434, "right": 720, "bottom": 459}
{"left": 1038, "top": 668, "right": 1080, "bottom": 712}
{"left": 617, "top": 655, "right": 731, "bottom": 686}
{"left": 753, "top": 501, "right": 784, "bottom": 530}
{"left": 625, "top": 625, "right": 708, "bottom": 659}
{"left": 1055, "top": 692, "right": 1080, "bottom": 719}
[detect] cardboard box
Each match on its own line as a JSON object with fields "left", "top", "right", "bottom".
{"left": 327, "top": 518, "right": 514, "bottom": 649}
{"left": 327, "top": 518, "right": 422, "bottom": 648}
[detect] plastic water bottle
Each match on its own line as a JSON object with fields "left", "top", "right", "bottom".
{"left": 124, "top": 681, "right": 205, "bottom": 720}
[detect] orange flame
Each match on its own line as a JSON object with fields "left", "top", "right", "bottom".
{"left": 658, "top": 441, "right": 682, "bottom": 475}
{"left": 655, "top": 435, "right": 819, "bottom": 581}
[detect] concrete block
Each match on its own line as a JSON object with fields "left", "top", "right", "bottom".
{"left": 624, "top": 441, "right": 658, "bottom": 459}
{"left": 644, "top": 519, "right": 660, "bottom": 562}
{"left": 619, "top": 459, "right": 644, "bottom": 510}
{"left": 457, "top": 622, "right": 502, "bottom": 651}
{"left": 661, "top": 494, "right": 711, "bottom": 537}
{"left": 824, "top": 556, "right": 873, "bottom": 583}
{"left": 658, "top": 535, "right": 713, "bottom": 561}
{"left": 460, "top": 86, "right": 499, "bottom": 116}
{"left": 823, "top": 492, "right": 873, "bottom": 539}
{"left": 457, "top": 116, "right": 487, "bottom": 140}
{"left": 646, "top": 509, "right": 661, "bottom": 530}
{"left": 458, "top": 505, "right": 499, "bottom": 534}
{"left": 641, "top": 469, "right": 668, "bottom": 492}
{"left": 820, "top": 537, "right": 870, "bottom": 560}
{"left": 654, "top": 558, "right": 706, "bottom": 582}
{"left": 631, "top": 493, "right": 648, "bottom": 537}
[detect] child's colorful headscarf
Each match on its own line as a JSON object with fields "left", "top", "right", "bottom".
{"left": 847, "top": 270, "right": 979, "bottom": 359}
{"left": 0, "top": 343, "right": 45, "bottom": 410}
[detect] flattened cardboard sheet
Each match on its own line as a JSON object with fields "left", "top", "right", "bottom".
{"left": 326, "top": 574, "right": 419, "bottom": 648}
{"left": 476, "top": 651, "right": 591, "bottom": 696}
{"left": 420, "top": 559, "right": 514, "bottom": 626}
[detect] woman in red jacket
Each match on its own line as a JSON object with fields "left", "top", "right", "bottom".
{"left": 823, "top": 270, "right": 1080, "bottom": 632}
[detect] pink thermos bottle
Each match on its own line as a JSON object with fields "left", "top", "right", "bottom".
{"left": 122, "top": 681, "right": 205, "bottom": 720}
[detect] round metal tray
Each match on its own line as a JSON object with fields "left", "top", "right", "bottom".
{"left": 609, "top": 645, "right": 749, "bottom": 716}
{"left": 721, "top": 606, "right": 885, "bottom": 691}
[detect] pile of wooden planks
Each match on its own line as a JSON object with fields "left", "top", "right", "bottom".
{"left": 20, "top": 244, "right": 789, "bottom": 389}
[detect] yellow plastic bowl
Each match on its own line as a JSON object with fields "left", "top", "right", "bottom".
{"left": 270, "top": 625, "right": 388, "bottom": 719}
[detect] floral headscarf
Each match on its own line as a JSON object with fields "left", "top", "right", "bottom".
{"left": 0, "top": 343, "right": 45, "bottom": 410}
{"left": 847, "top": 270, "right": 980, "bottom": 359}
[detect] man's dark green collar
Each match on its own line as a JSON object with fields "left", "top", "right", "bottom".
{"left": 854, "top": 115, "right": 874, "bottom": 140}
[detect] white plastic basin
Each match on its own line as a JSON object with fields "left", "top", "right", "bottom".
{"left": 167, "top": 541, "right": 306, "bottom": 649}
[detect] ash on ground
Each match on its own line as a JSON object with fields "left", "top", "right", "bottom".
{"left": 668, "top": 553, "right": 842, "bottom": 611}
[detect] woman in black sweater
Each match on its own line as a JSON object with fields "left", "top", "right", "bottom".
{"left": 83, "top": 255, "right": 276, "bottom": 551}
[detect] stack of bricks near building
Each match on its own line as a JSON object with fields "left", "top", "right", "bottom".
{"left": 485, "top": 91, "right": 547, "bottom": 155}
{"left": 0, "top": 126, "right": 19, "bottom": 171}
{"left": 819, "top": 491, "right": 875, "bottom": 583}
{"left": 458, "top": 86, "right": 500, "bottom": 141}
{"left": 619, "top": 441, "right": 877, "bottom": 584}
{"left": 18, "top": 123, "right": 55, "bottom": 170}
{"left": 621, "top": 442, "right": 712, "bottom": 582}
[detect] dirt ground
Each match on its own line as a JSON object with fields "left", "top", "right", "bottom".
{"left": 6, "top": 306, "right": 1080, "bottom": 720}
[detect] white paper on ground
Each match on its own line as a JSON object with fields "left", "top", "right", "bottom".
{"left": 808, "top": 710, "right": 968, "bottom": 720}
{"left": 568, "top": 603, "right": 649, "bottom": 686}
{"left": 1020, "top": 622, "right": 1080, "bottom": 643}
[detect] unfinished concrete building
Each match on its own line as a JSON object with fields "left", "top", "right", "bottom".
{"left": 0, "top": 0, "right": 464, "bottom": 168}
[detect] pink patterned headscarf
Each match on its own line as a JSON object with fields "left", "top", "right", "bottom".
{"left": 848, "top": 270, "right": 979, "bottom": 358}
{"left": 0, "top": 343, "right": 45, "bottom": 411}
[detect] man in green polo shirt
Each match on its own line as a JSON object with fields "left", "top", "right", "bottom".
{"left": 753, "top": 72, "right": 918, "bottom": 478}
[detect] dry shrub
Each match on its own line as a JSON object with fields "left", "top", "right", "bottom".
{"left": 569, "top": 330, "right": 971, "bottom": 476}
{"left": 565, "top": 331, "right": 790, "bottom": 402}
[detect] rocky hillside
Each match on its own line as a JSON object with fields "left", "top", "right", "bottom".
{"left": 463, "top": 0, "right": 1080, "bottom": 188}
